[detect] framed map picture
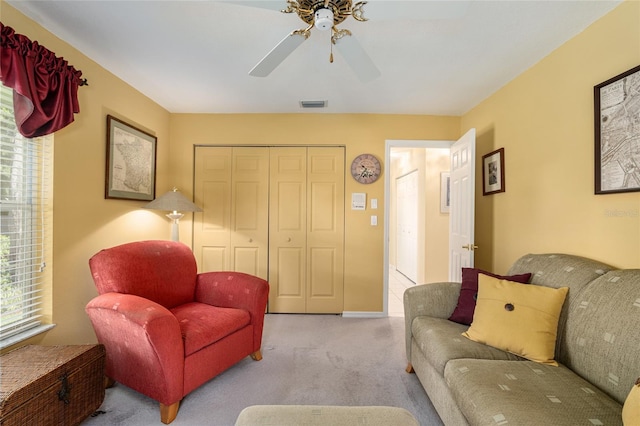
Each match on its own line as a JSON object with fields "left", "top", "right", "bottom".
{"left": 595, "top": 65, "right": 640, "bottom": 194}
{"left": 105, "top": 115, "right": 157, "bottom": 201}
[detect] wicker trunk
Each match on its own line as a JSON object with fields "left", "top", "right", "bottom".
{"left": 0, "top": 345, "right": 105, "bottom": 426}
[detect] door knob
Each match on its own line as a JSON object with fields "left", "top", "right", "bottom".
{"left": 287, "top": 237, "right": 291, "bottom": 242}
{"left": 462, "top": 244, "right": 478, "bottom": 251}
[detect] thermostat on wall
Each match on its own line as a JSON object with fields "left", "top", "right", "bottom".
{"left": 352, "top": 193, "right": 366, "bottom": 210}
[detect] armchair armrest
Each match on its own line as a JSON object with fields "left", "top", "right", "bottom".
{"left": 403, "top": 282, "right": 461, "bottom": 363}
{"left": 85, "top": 293, "right": 184, "bottom": 405}
{"left": 195, "top": 272, "right": 269, "bottom": 351}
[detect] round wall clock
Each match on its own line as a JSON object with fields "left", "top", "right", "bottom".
{"left": 351, "top": 153, "right": 381, "bottom": 184}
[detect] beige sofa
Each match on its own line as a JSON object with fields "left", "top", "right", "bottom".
{"left": 403, "top": 253, "right": 640, "bottom": 425}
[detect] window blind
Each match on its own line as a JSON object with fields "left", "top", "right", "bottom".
{"left": 0, "top": 84, "right": 53, "bottom": 343}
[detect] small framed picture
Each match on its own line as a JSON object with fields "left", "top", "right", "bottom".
{"left": 105, "top": 115, "right": 157, "bottom": 201}
{"left": 482, "top": 148, "right": 505, "bottom": 196}
{"left": 440, "top": 172, "right": 450, "bottom": 214}
{"left": 594, "top": 64, "right": 640, "bottom": 194}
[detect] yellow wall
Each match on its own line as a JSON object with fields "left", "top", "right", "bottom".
{"left": 424, "top": 149, "right": 450, "bottom": 283}
{"left": 2, "top": 2, "right": 172, "bottom": 349}
{"left": 462, "top": 0, "right": 640, "bottom": 273}
{"left": 168, "top": 114, "right": 460, "bottom": 312}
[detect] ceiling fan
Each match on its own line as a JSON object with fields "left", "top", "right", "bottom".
{"left": 248, "top": 0, "right": 381, "bottom": 82}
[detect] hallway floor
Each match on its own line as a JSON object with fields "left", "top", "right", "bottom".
{"left": 388, "top": 267, "right": 415, "bottom": 317}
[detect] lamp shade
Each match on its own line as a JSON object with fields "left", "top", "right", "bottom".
{"left": 142, "top": 188, "right": 202, "bottom": 212}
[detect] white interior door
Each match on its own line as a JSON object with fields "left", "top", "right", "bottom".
{"left": 449, "top": 128, "right": 476, "bottom": 282}
{"left": 396, "top": 170, "right": 418, "bottom": 283}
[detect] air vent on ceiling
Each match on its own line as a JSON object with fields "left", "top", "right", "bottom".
{"left": 300, "top": 100, "right": 328, "bottom": 108}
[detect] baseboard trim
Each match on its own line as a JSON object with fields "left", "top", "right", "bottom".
{"left": 341, "top": 311, "right": 386, "bottom": 318}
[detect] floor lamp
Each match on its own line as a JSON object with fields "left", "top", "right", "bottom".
{"left": 142, "top": 188, "right": 202, "bottom": 242}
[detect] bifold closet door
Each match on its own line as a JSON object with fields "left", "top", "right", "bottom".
{"left": 268, "top": 147, "right": 345, "bottom": 313}
{"left": 193, "top": 147, "right": 269, "bottom": 279}
{"left": 194, "top": 145, "right": 344, "bottom": 313}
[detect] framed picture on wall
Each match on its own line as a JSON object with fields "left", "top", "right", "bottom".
{"left": 594, "top": 64, "right": 640, "bottom": 194}
{"left": 105, "top": 115, "right": 157, "bottom": 201}
{"left": 440, "top": 172, "right": 450, "bottom": 214}
{"left": 482, "top": 148, "right": 505, "bottom": 196}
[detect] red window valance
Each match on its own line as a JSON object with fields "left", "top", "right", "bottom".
{"left": 1, "top": 22, "right": 86, "bottom": 138}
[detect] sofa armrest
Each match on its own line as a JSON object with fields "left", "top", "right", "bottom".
{"left": 403, "top": 282, "right": 461, "bottom": 363}
{"left": 85, "top": 293, "right": 184, "bottom": 405}
{"left": 195, "top": 272, "right": 269, "bottom": 351}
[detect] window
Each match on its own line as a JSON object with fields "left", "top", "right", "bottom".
{"left": 0, "top": 84, "right": 54, "bottom": 349}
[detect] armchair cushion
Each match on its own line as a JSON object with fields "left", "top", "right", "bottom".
{"left": 171, "top": 303, "right": 250, "bottom": 356}
{"left": 196, "top": 271, "right": 269, "bottom": 353}
{"left": 89, "top": 240, "right": 197, "bottom": 309}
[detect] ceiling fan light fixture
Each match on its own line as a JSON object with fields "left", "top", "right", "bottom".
{"left": 314, "top": 8, "right": 334, "bottom": 31}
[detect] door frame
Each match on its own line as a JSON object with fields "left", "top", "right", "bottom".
{"left": 383, "top": 139, "right": 453, "bottom": 316}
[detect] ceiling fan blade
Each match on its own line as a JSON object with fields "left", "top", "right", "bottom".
{"left": 221, "top": 1, "right": 285, "bottom": 12}
{"left": 333, "top": 35, "right": 380, "bottom": 83}
{"left": 249, "top": 32, "right": 307, "bottom": 77}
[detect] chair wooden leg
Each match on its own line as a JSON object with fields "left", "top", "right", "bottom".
{"left": 104, "top": 376, "right": 115, "bottom": 388}
{"left": 406, "top": 363, "right": 415, "bottom": 373}
{"left": 250, "top": 350, "right": 262, "bottom": 361}
{"left": 160, "top": 401, "right": 180, "bottom": 424}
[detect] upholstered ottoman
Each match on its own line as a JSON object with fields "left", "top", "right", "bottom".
{"left": 235, "top": 405, "right": 419, "bottom": 425}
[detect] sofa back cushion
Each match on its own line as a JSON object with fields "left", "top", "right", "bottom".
{"left": 563, "top": 270, "right": 640, "bottom": 405}
{"left": 89, "top": 240, "right": 197, "bottom": 309}
{"left": 507, "top": 254, "right": 614, "bottom": 362}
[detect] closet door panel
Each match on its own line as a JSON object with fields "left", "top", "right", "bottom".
{"left": 276, "top": 247, "right": 305, "bottom": 296}
{"left": 269, "top": 147, "right": 307, "bottom": 313}
{"left": 231, "top": 148, "right": 269, "bottom": 279}
{"left": 194, "top": 147, "right": 232, "bottom": 271}
{"left": 306, "top": 147, "right": 345, "bottom": 313}
{"left": 194, "top": 147, "right": 268, "bottom": 277}
{"left": 309, "top": 247, "right": 337, "bottom": 296}
{"left": 201, "top": 247, "right": 227, "bottom": 273}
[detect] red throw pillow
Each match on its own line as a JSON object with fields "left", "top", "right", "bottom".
{"left": 448, "top": 268, "right": 532, "bottom": 325}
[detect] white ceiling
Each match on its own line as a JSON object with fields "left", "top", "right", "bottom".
{"left": 7, "top": 0, "right": 622, "bottom": 115}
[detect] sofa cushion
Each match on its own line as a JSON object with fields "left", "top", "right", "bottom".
{"left": 507, "top": 254, "right": 613, "bottom": 290}
{"left": 448, "top": 268, "right": 531, "bottom": 326}
{"left": 445, "top": 359, "right": 623, "bottom": 426}
{"left": 411, "top": 316, "right": 521, "bottom": 376}
{"left": 463, "top": 274, "right": 568, "bottom": 366}
{"left": 563, "top": 270, "right": 640, "bottom": 404}
{"left": 171, "top": 302, "right": 250, "bottom": 356}
{"left": 623, "top": 378, "right": 640, "bottom": 426}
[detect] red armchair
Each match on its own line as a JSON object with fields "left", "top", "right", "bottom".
{"left": 85, "top": 240, "right": 269, "bottom": 424}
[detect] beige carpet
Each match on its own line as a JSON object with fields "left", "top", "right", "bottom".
{"left": 81, "top": 314, "right": 443, "bottom": 425}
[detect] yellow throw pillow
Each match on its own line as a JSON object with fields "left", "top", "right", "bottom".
{"left": 623, "top": 378, "right": 640, "bottom": 426}
{"left": 462, "top": 274, "right": 568, "bottom": 366}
